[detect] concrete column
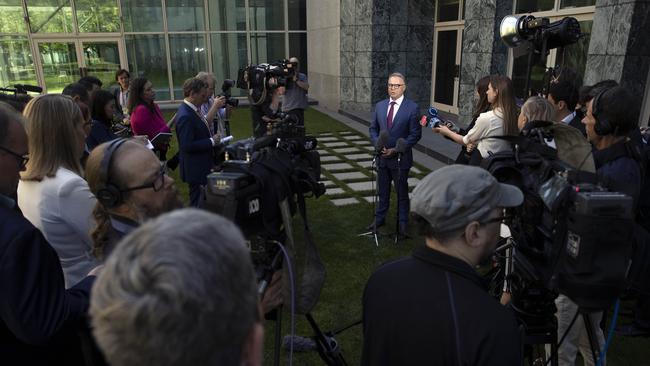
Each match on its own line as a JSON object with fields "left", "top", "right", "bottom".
{"left": 307, "top": 0, "right": 341, "bottom": 111}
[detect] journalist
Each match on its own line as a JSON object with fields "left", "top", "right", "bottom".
{"left": 90, "top": 209, "right": 263, "bottom": 366}
{"left": 547, "top": 79, "right": 586, "bottom": 136}
{"left": 195, "top": 71, "right": 227, "bottom": 136}
{"left": 0, "top": 102, "right": 96, "bottom": 364}
{"left": 362, "top": 165, "right": 523, "bottom": 365}
{"left": 281, "top": 57, "right": 309, "bottom": 126}
{"left": 85, "top": 138, "right": 183, "bottom": 260}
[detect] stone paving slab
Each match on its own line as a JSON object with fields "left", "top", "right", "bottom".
{"left": 362, "top": 146, "right": 375, "bottom": 151}
{"left": 331, "top": 197, "right": 360, "bottom": 206}
{"left": 322, "top": 180, "right": 336, "bottom": 188}
{"left": 323, "top": 142, "right": 349, "bottom": 148}
{"left": 317, "top": 149, "right": 331, "bottom": 156}
{"left": 411, "top": 167, "right": 422, "bottom": 174}
{"left": 322, "top": 163, "right": 354, "bottom": 171}
{"left": 340, "top": 131, "right": 354, "bottom": 135}
{"left": 345, "top": 153, "right": 372, "bottom": 161}
{"left": 317, "top": 137, "right": 340, "bottom": 142}
{"left": 408, "top": 177, "right": 420, "bottom": 187}
{"left": 342, "top": 135, "right": 363, "bottom": 140}
{"left": 332, "top": 172, "right": 367, "bottom": 181}
{"left": 320, "top": 155, "right": 341, "bottom": 162}
{"left": 324, "top": 187, "right": 346, "bottom": 196}
{"left": 362, "top": 196, "right": 375, "bottom": 203}
{"left": 333, "top": 147, "right": 360, "bottom": 154}
{"left": 352, "top": 139, "right": 371, "bottom": 145}
{"left": 356, "top": 160, "right": 374, "bottom": 168}
{"left": 347, "top": 181, "right": 375, "bottom": 192}
{"left": 318, "top": 132, "right": 334, "bottom": 136}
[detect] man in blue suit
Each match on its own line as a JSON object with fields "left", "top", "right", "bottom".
{"left": 368, "top": 72, "right": 422, "bottom": 235}
{"left": 176, "top": 78, "right": 220, "bottom": 207}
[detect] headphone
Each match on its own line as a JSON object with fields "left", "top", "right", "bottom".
{"left": 95, "top": 138, "right": 128, "bottom": 208}
{"left": 591, "top": 88, "right": 613, "bottom": 136}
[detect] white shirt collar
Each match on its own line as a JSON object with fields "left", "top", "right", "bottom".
{"left": 561, "top": 111, "right": 576, "bottom": 124}
{"left": 183, "top": 99, "right": 199, "bottom": 112}
{"left": 390, "top": 95, "right": 404, "bottom": 105}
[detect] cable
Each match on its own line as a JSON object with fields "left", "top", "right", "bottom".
{"left": 596, "top": 299, "right": 620, "bottom": 366}
{"left": 272, "top": 240, "right": 296, "bottom": 366}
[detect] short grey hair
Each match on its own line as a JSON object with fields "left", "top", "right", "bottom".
{"left": 90, "top": 208, "right": 259, "bottom": 366}
{"left": 389, "top": 72, "right": 406, "bottom": 84}
{"left": 195, "top": 71, "right": 216, "bottom": 85}
{"left": 521, "top": 96, "right": 555, "bottom": 123}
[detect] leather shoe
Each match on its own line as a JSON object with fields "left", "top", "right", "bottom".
{"left": 365, "top": 221, "right": 384, "bottom": 231}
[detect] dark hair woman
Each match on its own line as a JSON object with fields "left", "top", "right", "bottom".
{"left": 86, "top": 89, "right": 118, "bottom": 151}
{"left": 455, "top": 75, "right": 491, "bottom": 165}
{"left": 127, "top": 77, "right": 171, "bottom": 160}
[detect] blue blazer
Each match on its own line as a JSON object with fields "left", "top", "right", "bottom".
{"left": 369, "top": 97, "right": 422, "bottom": 169}
{"left": 86, "top": 119, "right": 118, "bottom": 152}
{"left": 175, "top": 103, "right": 214, "bottom": 185}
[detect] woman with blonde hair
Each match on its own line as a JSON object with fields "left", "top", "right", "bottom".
{"left": 18, "top": 94, "right": 98, "bottom": 288}
{"left": 434, "top": 75, "right": 518, "bottom": 158}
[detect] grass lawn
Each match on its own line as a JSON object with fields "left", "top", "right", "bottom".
{"left": 162, "top": 106, "right": 647, "bottom": 365}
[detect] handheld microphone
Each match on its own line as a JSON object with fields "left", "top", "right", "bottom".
{"left": 395, "top": 138, "right": 407, "bottom": 154}
{"left": 251, "top": 135, "right": 278, "bottom": 151}
{"left": 375, "top": 130, "right": 390, "bottom": 153}
{"left": 14, "top": 84, "right": 43, "bottom": 93}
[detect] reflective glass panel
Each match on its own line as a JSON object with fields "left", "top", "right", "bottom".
{"left": 38, "top": 42, "right": 78, "bottom": 93}
{"left": 209, "top": 0, "right": 246, "bottom": 31}
{"left": 169, "top": 34, "right": 208, "bottom": 99}
{"left": 288, "top": 32, "right": 307, "bottom": 74}
{"left": 437, "top": 0, "right": 459, "bottom": 22}
{"left": 75, "top": 0, "right": 120, "bottom": 32}
{"left": 249, "top": 0, "right": 284, "bottom": 31}
{"left": 561, "top": 0, "right": 595, "bottom": 8}
{"left": 555, "top": 20, "right": 592, "bottom": 83}
{"left": 211, "top": 33, "right": 247, "bottom": 97}
{"left": 0, "top": 37, "right": 38, "bottom": 88}
{"left": 166, "top": 0, "right": 205, "bottom": 32}
{"left": 250, "top": 33, "right": 286, "bottom": 64}
{"left": 82, "top": 42, "right": 121, "bottom": 88}
{"left": 27, "top": 0, "right": 74, "bottom": 33}
{"left": 434, "top": 30, "right": 457, "bottom": 105}
{"left": 511, "top": 54, "right": 547, "bottom": 100}
{"left": 288, "top": 0, "right": 305, "bottom": 30}
{"left": 125, "top": 35, "right": 171, "bottom": 100}
{"left": 515, "top": 0, "right": 553, "bottom": 13}
{"left": 0, "top": 0, "right": 27, "bottom": 33}
{"left": 121, "top": 0, "right": 163, "bottom": 32}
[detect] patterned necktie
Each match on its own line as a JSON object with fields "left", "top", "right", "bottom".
{"left": 387, "top": 101, "right": 396, "bottom": 130}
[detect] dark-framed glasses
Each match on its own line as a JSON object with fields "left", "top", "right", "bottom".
{"left": 387, "top": 83, "right": 404, "bottom": 89}
{"left": 0, "top": 145, "right": 29, "bottom": 169}
{"left": 120, "top": 162, "right": 167, "bottom": 193}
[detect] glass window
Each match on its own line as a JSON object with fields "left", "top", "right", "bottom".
{"left": 208, "top": 0, "right": 246, "bottom": 31}
{"left": 288, "top": 0, "right": 306, "bottom": 30}
{"left": 121, "top": 0, "right": 164, "bottom": 32}
{"left": 437, "top": 0, "right": 459, "bottom": 22}
{"left": 250, "top": 33, "right": 286, "bottom": 64}
{"left": 289, "top": 32, "right": 307, "bottom": 74}
{"left": 560, "top": 0, "right": 595, "bottom": 9}
{"left": 125, "top": 34, "right": 171, "bottom": 100}
{"left": 0, "top": 0, "right": 27, "bottom": 33}
{"left": 82, "top": 42, "right": 121, "bottom": 88}
{"left": 38, "top": 42, "right": 78, "bottom": 93}
{"left": 75, "top": 0, "right": 120, "bottom": 32}
{"left": 211, "top": 33, "right": 247, "bottom": 97}
{"left": 555, "top": 20, "right": 592, "bottom": 83}
{"left": 0, "top": 37, "right": 37, "bottom": 89}
{"left": 515, "top": 0, "right": 553, "bottom": 13}
{"left": 169, "top": 34, "right": 207, "bottom": 99}
{"left": 27, "top": 0, "right": 74, "bottom": 33}
{"left": 249, "top": 0, "right": 284, "bottom": 31}
{"left": 166, "top": 0, "right": 205, "bottom": 32}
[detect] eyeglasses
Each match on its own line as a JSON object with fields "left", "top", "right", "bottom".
{"left": 479, "top": 215, "right": 511, "bottom": 226}
{"left": 120, "top": 162, "right": 167, "bottom": 193}
{"left": 387, "top": 84, "right": 404, "bottom": 89}
{"left": 0, "top": 145, "right": 29, "bottom": 169}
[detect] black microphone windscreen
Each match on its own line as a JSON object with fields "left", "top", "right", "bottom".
{"left": 395, "top": 138, "right": 407, "bottom": 153}
{"left": 14, "top": 84, "right": 43, "bottom": 93}
{"left": 252, "top": 135, "right": 277, "bottom": 151}
{"left": 376, "top": 130, "right": 390, "bottom": 152}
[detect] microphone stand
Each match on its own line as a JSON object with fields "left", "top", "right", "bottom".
{"left": 394, "top": 151, "right": 403, "bottom": 245}
{"left": 358, "top": 150, "right": 383, "bottom": 247}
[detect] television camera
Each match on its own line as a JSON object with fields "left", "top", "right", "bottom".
{"left": 237, "top": 59, "right": 296, "bottom": 106}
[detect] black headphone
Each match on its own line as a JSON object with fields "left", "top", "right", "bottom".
{"left": 591, "top": 88, "right": 613, "bottom": 136}
{"left": 96, "top": 138, "right": 128, "bottom": 208}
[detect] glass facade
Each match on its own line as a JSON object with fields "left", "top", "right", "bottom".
{"left": 0, "top": 0, "right": 307, "bottom": 101}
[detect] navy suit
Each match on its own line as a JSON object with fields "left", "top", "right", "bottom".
{"left": 0, "top": 203, "right": 94, "bottom": 364}
{"left": 175, "top": 102, "right": 214, "bottom": 207}
{"left": 369, "top": 97, "right": 422, "bottom": 225}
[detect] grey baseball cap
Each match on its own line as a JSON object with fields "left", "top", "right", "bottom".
{"left": 411, "top": 165, "right": 523, "bottom": 232}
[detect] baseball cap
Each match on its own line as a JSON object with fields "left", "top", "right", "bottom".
{"left": 411, "top": 165, "right": 523, "bottom": 232}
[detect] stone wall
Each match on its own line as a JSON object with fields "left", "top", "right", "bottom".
{"left": 340, "top": 0, "right": 434, "bottom": 113}
{"left": 307, "top": 0, "right": 341, "bottom": 111}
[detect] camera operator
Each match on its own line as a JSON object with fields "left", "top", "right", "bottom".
{"left": 90, "top": 209, "right": 263, "bottom": 366}
{"left": 175, "top": 77, "right": 220, "bottom": 207}
{"left": 362, "top": 165, "right": 523, "bottom": 365}
{"left": 281, "top": 57, "right": 309, "bottom": 126}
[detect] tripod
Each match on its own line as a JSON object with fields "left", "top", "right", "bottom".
{"left": 358, "top": 153, "right": 383, "bottom": 246}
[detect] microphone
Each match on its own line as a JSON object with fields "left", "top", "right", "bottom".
{"left": 375, "top": 130, "right": 390, "bottom": 153}
{"left": 14, "top": 84, "right": 43, "bottom": 93}
{"left": 251, "top": 135, "right": 278, "bottom": 152}
{"left": 395, "top": 138, "right": 407, "bottom": 154}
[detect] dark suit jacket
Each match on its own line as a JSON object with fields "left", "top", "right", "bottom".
{"left": 369, "top": 97, "right": 422, "bottom": 169}
{"left": 0, "top": 204, "right": 94, "bottom": 364}
{"left": 175, "top": 102, "right": 214, "bottom": 185}
{"left": 86, "top": 119, "right": 118, "bottom": 152}
{"left": 568, "top": 113, "right": 586, "bottom": 137}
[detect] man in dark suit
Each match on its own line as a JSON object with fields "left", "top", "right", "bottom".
{"left": 368, "top": 72, "right": 422, "bottom": 235}
{"left": 548, "top": 80, "right": 586, "bottom": 136}
{"left": 176, "top": 78, "right": 220, "bottom": 207}
{"left": 0, "top": 102, "right": 96, "bottom": 364}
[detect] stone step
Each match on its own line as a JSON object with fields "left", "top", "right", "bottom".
{"left": 330, "top": 197, "right": 360, "bottom": 206}
{"left": 332, "top": 172, "right": 368, "bottom": 181}
{"left": 322, "top": 163, "right": 354, "bottom": 171}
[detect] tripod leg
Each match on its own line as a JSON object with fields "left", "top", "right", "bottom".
{"left": 305, "top": 313, "right": 348, "bottom": 366}
{"left": 582, "top": 312, "right": 601, "bottom": 365}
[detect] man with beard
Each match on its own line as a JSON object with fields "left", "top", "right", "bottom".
{"left": 85, "top": 138, "right": 183, "bottom": 261}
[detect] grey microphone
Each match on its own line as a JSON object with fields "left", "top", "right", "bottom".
{"left": 395, "top": 138, "right": 407, "bottom": 154}
{"left": 375, "top": 130, "right": 390, "bottom": 153}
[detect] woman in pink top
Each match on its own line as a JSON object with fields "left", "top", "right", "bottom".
{"left": 127, "top": 77, "right": 171, "bottom": 160}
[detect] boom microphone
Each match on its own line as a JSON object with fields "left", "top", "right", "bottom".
{"left": 375, "top": 130, "right": 390, "bottom": 153}
{"left": 251, "top": 135, "right": 278, "bottom": 151}
{"left": 395, "top": 138, "right": 407, "bottom": 154}
{"left": 14, "top": 84, "right": 43, "bottom": 93}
